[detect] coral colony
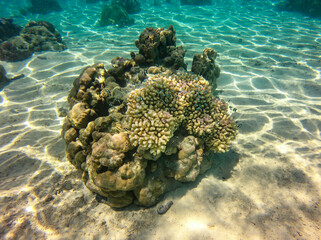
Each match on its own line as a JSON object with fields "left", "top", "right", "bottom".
{"left": 62, "top": 26, "right": 238, "bottom": 208}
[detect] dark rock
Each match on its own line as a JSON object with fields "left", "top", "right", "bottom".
{"left": 276, "top": 0, "right": 321, "bottom": 17}
{"left": 21, "top": 22, "right": 66, "bottom": 52}
{"left": 27, "top": 0, "right": 62, "bottom": 14}
{"left": 28, "top": 21, "right": 57, "bottom": 32}
{"left": 163, "top": 45, "right": 186, "bottom": 70}
{"left": 99, "top": 5, "right": 135, "bottom": 27}
{"left": 192, "top": 48, "right": 220, "bottom": 89}
{"left": 111, "top": 0, "right": 141, "bottom": 14}
{"left": 0, "top": 36, "right": 33, "bottom": 62}
{"left": 0, "top": 20, "right": 66, "bottom": 62}
{"left": 0, "top": 65, "right": 10, "bottom": 90}
{"left": 157, "top": 201, "right": 173, "bottom": 214}
{"left": 134, "top": 25, "right": 186, "bottom": 69}
{"left": 0, "top": 18, "right": 22, "bottom": 43}
{"left": 0, "top": 65, "right": 25, "bottom": 90}
{"left": 86, "top": 0, "right": 109, "bottom": 3}
{"left": 181, "top": 0, "right": 212, "bottom": 5}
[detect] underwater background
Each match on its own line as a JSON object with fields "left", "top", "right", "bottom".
{"left": 1, "top": 0, "right": 321, "bottom": 239}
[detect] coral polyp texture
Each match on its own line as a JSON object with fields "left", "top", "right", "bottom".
{"left": 126, "top": 73, "right": 236, "bottom": 156}
{"left": 62, "top": 25, "right": 238, "bottom": 208}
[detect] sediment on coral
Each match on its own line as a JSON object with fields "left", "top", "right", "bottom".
{"left": 62, "top": 25, "right": 237, "bottom": 208}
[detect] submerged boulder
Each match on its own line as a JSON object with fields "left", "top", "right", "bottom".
{"left": 276, "top": 0, "right": 321, "bottom": 18}
{"left": 180, "top": 0, "right": 212, "bottom": 5}
{"left": 0, "top": 20, "right": 66, "bottom": 62}
{"left": 0, "top": 65, "right": 25, "bottom": 90}
{"left": 86, "top": 0, "right": 109, "bottom": 3}
{"left": 0, "top": 65, "right": 10, "bottom": 90}
{"left": 27, "top": 0, "right": 62, "bottom": 14}
{"left": 0, "top": 37, "right": 33, "bottom": 62}
{"left": 99, "top": 5, "right": 135, "bottom": 27}
{"left": 133, "top": 25, "right": 186, "bottom": 69}
{"left": 111, "top": 0, "right": 141, "bottom": 14}
{"left": 0, "top": 18, "right": 22, "bottom": 43}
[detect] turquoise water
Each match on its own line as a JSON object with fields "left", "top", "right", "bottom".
{"left": 0, "top": 0, "right": 321, "bottom": 239}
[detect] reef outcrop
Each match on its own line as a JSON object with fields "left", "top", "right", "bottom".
{"left": 180, "top": 0, "right": 212, "bottom": 5}
{"left": 0, "top": 65, "right": 9, "bottom": 90}
{"left": 132, "top": 25, "right": 186, "bottom": 70}
{"left": 28, "top": 0, "right": 62, "bottom": 14}
{"left": 192, "top": 48, "right": 220, "bottom": 89}
{"left": 0, "top": 20, "right": 66, "bottom": 62}
{"left": 276, "top": 0, "right": 321, "bottom": 17}
{"left": 99, "top": 4, "right": 135, "bottom": 27}
{"left": 62, "top": 25, "right": 237, "bottom": 208}
{"left": 0, "top": 65, "right": 25, "bottom": 90}
{"left": 0, "top": 18, "right": 22, "bottom": 43}
{"left": 111, "top": 0, "right": 141, "bottom": 14}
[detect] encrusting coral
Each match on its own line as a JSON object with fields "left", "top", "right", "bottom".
{"left": 62, "top": 25, "right": 238, "bottom": 208}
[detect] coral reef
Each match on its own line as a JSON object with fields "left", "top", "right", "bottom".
{"left": 62, "top": 26, "right": 237, "bottom": 208}
{"left": 276, "top": 0, "right": 321, "bottom": 18}
{"left": 0, "top": 20, "right": 66, "bottom": 62}
{"left": 0, "top": 18, "right": 22, "bottom": 43}
{"left": 180, "top": 0, "right": 212, "bottom": 5}
{"left": 99, "top": 5, "right": 134, "bottom": 27}
{"left": 111, "top": 0, "right": 141, "bottom": 14}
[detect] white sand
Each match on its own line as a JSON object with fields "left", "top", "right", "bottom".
{"left": 0, "top": 0, "right": 321, "bottom": 239}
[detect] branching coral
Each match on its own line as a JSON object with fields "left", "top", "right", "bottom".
{"left": 126, "top": 72, "right": 237, "bottom": 155}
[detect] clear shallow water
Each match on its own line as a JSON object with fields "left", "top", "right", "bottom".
{"left": 0, "top": 0, "right": 321, "bottom": 239}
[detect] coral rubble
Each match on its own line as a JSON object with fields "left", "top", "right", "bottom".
{"left": 62, "top": 26, "right": 237, "bottom": 208}
{"left": 0, "top": 20, "right": 66, "bottom": 62}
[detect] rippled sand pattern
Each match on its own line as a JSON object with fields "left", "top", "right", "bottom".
{"left": 0, "top": 0, "right": 321, "bottom": 239}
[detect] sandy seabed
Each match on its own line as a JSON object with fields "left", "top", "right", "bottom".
{"left": 0, "top": 0, "right": 321, "bottom": 239}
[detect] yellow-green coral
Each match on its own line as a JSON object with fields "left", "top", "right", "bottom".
{"left": 126, "top": 74, "right": 184, "bottom": 155}
{"left": 126, "top": 72, "right": 237, "bottom": 155}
